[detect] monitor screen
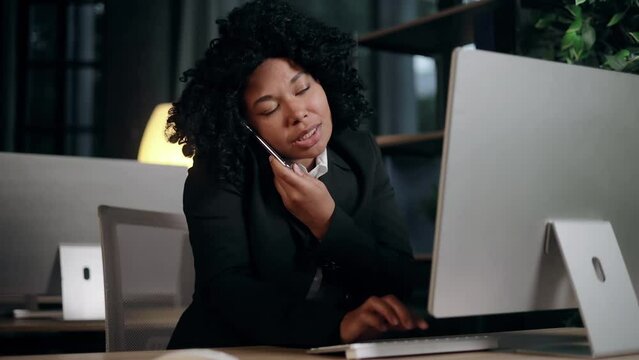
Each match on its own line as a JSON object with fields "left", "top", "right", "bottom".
{"left": 429, "top": 49, "right": 639, "bottom": 318}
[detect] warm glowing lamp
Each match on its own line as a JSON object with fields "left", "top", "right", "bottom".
{"left": 138, "top": 103, "right": 193, "bottom": 168}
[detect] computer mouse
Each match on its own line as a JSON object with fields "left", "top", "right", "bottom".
{"left": 153, "top": 349, "right": 239, "bottom": 360}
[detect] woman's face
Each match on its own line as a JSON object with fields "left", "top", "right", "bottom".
{"left": 244, "top": 58, "right": 333, "bottom": 168}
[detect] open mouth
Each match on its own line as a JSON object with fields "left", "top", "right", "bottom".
{"left": 293, "top": 124, "right": 321, "bottom": 148}
{"left": 297, "top": 126, "right": 318, "bottom": 141}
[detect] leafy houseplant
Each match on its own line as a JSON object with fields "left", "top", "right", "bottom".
{"left": 519, "top": 0, "right": 639, "bottom": 73}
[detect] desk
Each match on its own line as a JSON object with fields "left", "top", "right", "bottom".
{"left": 0, "top": 307, "right": 183, "bottom": 355}
{"left": 0, "top": 307, "right": 183, "bottom": 333}
{"left": 2, "top": 328, "right": 638, "bottom": 359}
{"left": 1, "top": 346, "right": 639, "bottom": 360}
{"left": 0, "top": 318, "right": 105, "bottom": 355}
{"left": 0, "top": 319, "right": 104, "bottom": 334}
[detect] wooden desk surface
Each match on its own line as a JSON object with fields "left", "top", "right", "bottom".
{"left": 0, "top": 307, "right": 183, "bottom": 333}
{"left": 2, "top": 328, "right": 638, "bottom": 360}
{"left": 2, "top": 346, "right": 639, "bottom": 360}
{"left": 0, "top": 318, "right": 104, "bottom": 333}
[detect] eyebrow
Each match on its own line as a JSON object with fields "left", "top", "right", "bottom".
{"left": 290, "top": 71, "right": 305, "bottom": 84}
{"left": 252, "top": 71, "right": 306, "bottom": 109}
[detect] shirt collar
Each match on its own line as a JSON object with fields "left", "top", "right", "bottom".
{"left": 308, "top": 148, "right": 328, "bottom": 179}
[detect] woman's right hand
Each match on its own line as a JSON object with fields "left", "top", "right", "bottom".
{"left": 339, "top": 295, "right": 428, "bottom": 343}
{"left": 270, "top": 158, "right": 335, "bottom": 240}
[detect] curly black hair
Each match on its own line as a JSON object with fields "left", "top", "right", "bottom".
{"left": 167, "top": 0, "right": 372, "bottom": 185}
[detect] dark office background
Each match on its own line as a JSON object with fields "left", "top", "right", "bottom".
{"left": 0, "top": 0, "right": 525, "bottom": 260}
{"left": 1, "top": 0, "right": 461, "bottom": 160}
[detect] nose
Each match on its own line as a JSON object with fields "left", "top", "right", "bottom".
{"left": 284, "top": 98, "right": 308, "bottom": 126}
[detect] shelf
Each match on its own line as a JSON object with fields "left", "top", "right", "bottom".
{"left": 376, "top": 131, "right": 444, "bottom": 157}
{"left": 414, "top": 253, "right": 433, "bottom": 262}
{"left": 519, "top": 0, "right": 557, "bottom": 9}
{"left": 376, "top": 131, "right": 444, "bottom": 147}
{"left": 358, "top": 0, "right": 496, "bottom": 56}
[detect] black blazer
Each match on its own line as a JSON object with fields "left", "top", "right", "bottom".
{"left": 168, "top": 129, "right": 419, "bottom": 349}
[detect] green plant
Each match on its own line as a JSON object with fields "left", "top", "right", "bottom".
{"left": 519, "top": 0, "right": 639, "bottom": 73}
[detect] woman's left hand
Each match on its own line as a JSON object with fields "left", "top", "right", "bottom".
{"left": 270, "top": 157, "right": 335, "bottom": 240}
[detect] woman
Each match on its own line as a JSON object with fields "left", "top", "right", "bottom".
{"left": 167, "top": 0, "right": 427, "bottom": 348}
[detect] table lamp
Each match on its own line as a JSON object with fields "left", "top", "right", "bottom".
{"left": 138, "top": 103, "right": 193, "bottom": 168}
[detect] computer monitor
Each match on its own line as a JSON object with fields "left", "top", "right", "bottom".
{"left": 428, "top": 49, "right": 639, "bottom": 356}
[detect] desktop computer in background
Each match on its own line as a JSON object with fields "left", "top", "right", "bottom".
{"left": 59, "top": 244, "right": 106, "bottom": 320}
{"left": 430, "top": 48, "right": 639, "bottom": 357}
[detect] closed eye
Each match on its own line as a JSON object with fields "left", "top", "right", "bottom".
{"left": 261, "top": 105, "right": 279, "bottom": 116}
{"left": 295, "top": 85, "right": 310, "bottom": 96}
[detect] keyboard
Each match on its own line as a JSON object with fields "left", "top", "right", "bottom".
{"left": 308, "top": 335, "right": 499, "bottom": 359}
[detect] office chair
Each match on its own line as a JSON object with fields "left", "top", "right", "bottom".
{"left": 98, "top": 205, "right": 193, "bottom": 352}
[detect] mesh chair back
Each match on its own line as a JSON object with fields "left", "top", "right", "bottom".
{"left": 98, "top": 205, "right": 193, "bottom": 352}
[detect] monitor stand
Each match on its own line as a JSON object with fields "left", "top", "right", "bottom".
{"left": 514, "top": 220, "right": 639, "bottom": 358}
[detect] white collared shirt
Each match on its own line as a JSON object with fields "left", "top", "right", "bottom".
{"left": 307, "top": 148, "right": 328, "bottom": 179}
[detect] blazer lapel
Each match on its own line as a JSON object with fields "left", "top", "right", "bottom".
{"left": 328, "top": 129, "right": 375, "bottom": 223}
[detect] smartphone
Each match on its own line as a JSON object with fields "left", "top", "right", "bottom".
{"left": 242, "top": 122, "right": 308, "bottom": 173}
